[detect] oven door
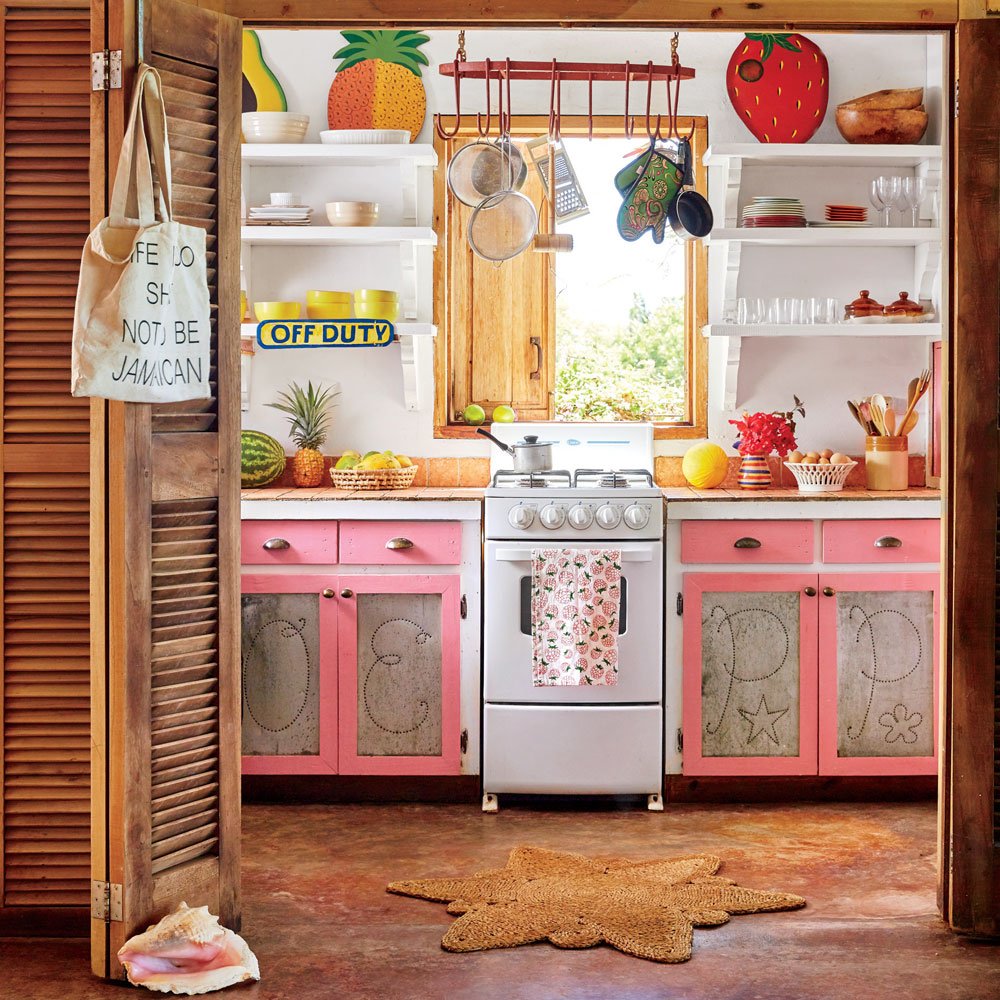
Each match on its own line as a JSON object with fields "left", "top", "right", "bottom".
{"left": 484, "top": 540, "right": 663, "bottom": 704}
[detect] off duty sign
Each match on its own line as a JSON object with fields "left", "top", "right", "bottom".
{"left": 256, "top": 320, "right": 396, "bottom": 350}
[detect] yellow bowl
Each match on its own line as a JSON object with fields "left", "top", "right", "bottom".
{"left": 307, "top": 289, "right": 351, "bottom": 304}
{"left": 254, "top": 301, "right": 301, "bottom": 321}
{"left": 354, "top": 300, "right": 400, "bottom": 322}
{"left": 354, "top": 288, "right": 399, "bottom": 301}
{"left": 306, "top": 302, "right": 352, "bottom": 320}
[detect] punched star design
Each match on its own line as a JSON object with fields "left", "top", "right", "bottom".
{"left": 388, "top": 846, "right": 806, "bottom": 963}
{"left": 738, "top": 694, "right": 789, "bottom": 745}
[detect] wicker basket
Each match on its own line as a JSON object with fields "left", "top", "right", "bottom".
{"left": 330, "top": 464, "right": 419, "bottom": 491}
{"left": 784, "top": 460, "right": 857, "bottom": 494}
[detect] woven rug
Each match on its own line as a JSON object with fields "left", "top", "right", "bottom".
{"left": 387, "top": 846, "right": 805, "bottom": 963}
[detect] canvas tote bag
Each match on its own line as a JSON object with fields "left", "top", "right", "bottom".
{"left": 71, "top": 63, "right": 211, "bottom": 402}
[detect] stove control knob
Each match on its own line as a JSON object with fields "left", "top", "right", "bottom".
{"left": 539, "top": 504, "right": 566, "bottom": 529}
{"left": 508, "top": 504, "right": 535, "bottom": 530}
{"left": 595, "top": 503, "right": 622, "bottom": 529}
{"left": 568, "top": 504, "right": 594, "bottom": 529}
{"left": 623, "top": 503, "right": 650, "bottom": 530}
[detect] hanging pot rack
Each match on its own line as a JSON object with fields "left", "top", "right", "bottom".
{"left": 435, "top": 31, "right": 696, "bottom": 142}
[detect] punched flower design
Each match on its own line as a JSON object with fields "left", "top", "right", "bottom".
{"left": 878, "top": 703, "right": 923, "bottom": 745}
{"left": 387, "top": 847, "right": 806, "bottom": 964}
{"left": 531, "top": 549, "right": 622, "bottom": 686}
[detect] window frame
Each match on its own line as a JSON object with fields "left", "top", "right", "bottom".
{"left": 433, "top": 114, "right": 708, "bottom": 440}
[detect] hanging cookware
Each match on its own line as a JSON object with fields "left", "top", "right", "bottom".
{"left": 667, "top": 137, "right": 713, "bottom": 241}
{"left": 476, "top": 428, "right": 554, "bottom": 472}
{"left": 448, "top": 137, "right": 528, "bottom": 208}
{"left": 467, "top": 135, "right": 537, "bottom": 262}
{"left": 616, "top": 143, "right": 684, "bottom": 244}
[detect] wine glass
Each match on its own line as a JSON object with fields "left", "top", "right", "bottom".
{"left": 900, "top": 176, "right": 927, "bottom": 227}
{"left": 869, "top": 178, "right": 887, "bottom": 227}
{"left": 875, "top": 175, "right": 902, "bottom": 227}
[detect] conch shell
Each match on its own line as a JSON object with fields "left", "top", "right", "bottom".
{"left": 117, "top": 901, "right": 260, "bottom": 995}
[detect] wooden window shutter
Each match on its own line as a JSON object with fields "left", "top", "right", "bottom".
{"left": 93, "top": 0, "right": 241, "bottom": 978}
{"left": 0, "top": 5, "right": 92, "bottom": 935}
{"left": 440, "top": 134, "right": 554, "bottom": 422}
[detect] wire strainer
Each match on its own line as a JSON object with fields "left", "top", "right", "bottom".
{"left": 467, "top": 188, "right": 538, "bottom": 262}
{"left": 448, "top": 137, "right": 527, "bottom": 208}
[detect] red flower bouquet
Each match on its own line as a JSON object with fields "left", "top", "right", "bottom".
{"left": 729, "top": 411, "right": 798, "bottom": 457}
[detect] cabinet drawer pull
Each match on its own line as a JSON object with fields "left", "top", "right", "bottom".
{"left": 734, "top": 537, "right": 762, "bottom": 549}
{"left": 385, "top": 537, "right": 414, "bottom": 550}
{"left": 322, "top": 588, "right": 335, "bottom": 599}
{"left": 874, "top": 536, "right": 903, "bottom": 548}
{"left": 340, "top": 589, "right": 354, "bottom": 599}
{"left": 803, "top": 586, "right": 817, "bottom": 597}
{"left": 823, "top": 586, "right": 836, "bottom": 597}
{"left": 262, "top": 537, "right": 290, "bottom": 551}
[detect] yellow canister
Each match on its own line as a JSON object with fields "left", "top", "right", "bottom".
{"left": 865, "top": 435, "right": 908, "bottom": 491}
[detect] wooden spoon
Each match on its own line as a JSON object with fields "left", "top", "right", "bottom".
{"left": 847, "top": 399, "right": 869, "bottom": 432}
{"left": 896, "top": 369, "right": 931, "bottom": 437}
{"left": 884, "top": 404, "right": 897, "bottom": 436}
{"left": 869, "top": 394, "right": 888, "bottom": 436}
{"left": 898, "top": 410, "right": 919, "bottom": 437}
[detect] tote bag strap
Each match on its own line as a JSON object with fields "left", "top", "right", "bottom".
{"left": 109, "top": 64, "right": 174, "bottom": 228}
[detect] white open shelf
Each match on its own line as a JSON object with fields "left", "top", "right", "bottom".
{"left": 706, "top": 227, "right": 939, "bottom": 247}
{"left": 704, "top": 322, "right": 941, "bottom": 338}
{"left": 241, "top": 322, "right": 436, "bottom": 338}
{"left": 240, "top": 225, "right": 437, "bottom": 247}
{"left": 704, "top": 143, "right": 942, "bottom": 168}
{"left": 241, "top": 143, "right": 438, "bottom": 167}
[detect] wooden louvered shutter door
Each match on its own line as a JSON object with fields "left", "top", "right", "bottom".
{"left": 945, "top": 15, "right": 1000, "bottom": 939}
{"left": 0, "top": 5, "right": 92, "bottom": 935}
{"left": 96, "top": 0, "right": 241, "bottom": 978}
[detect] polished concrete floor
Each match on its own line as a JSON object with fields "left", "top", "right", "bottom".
{"left": 4, "top": 800, "right": 1000, "bottom": 1000}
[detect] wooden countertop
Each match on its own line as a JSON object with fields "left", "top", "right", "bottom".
{"left": 241, "top": 486, "right": 487, "bottom": 501}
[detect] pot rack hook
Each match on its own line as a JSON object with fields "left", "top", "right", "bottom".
{"left": 623, "top": 60, "right": 634, "bottom": 139}
{"left": 547, "top": 59, "right": 562, "bottom": 141}
{"left": 434, "top": 59, "right": 464, "bottom": 139}
{"left": 645, "top": 61, "right": 666, "bottom": 142}
{"left": 475, "top": 57, "right": 494, "bottom": 136}
{"left": 587, "top": 73, "right": 594, "bottom": 141}
{"left": 501, "top": 58, "right": 513, "bottom": 135}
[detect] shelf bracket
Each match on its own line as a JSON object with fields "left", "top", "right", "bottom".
{"left": 722, "top": 241, "right": 742, "bottom": 319}
{"left": 722, "top": 158, "right": 743, "bottom": 228}
{"left": 722, "top": 335, "right": 742, "bottom": 412}
{"left": 398, "top": 333, "right": 430, "bottom": 411}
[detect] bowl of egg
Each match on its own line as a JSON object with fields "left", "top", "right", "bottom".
{"left": 784, "top": 449, "right": 856, "bottom": 493}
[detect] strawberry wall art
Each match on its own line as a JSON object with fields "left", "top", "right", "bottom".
{"left": 726, "top": 33, "right": 829, "bottom": 143}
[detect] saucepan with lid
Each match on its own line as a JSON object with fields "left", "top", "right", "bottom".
{"left": 476, "top": 428, "right": 554, "bottom": 472}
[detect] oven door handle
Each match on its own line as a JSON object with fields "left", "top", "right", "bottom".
{"left": 494, "top": 548, "right": 655, "bottom": 562}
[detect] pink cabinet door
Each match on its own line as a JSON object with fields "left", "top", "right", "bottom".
{"left": 682, "top": 573, "right": 819, "bottom": 776}
{"left": 337, "top": 574, "right": 461, "bottom": 775}
{"left": 241, "top": 573, "right": 338, "bottom": 774}
{"left": 818, "top": 572, "right": 938, "bottom": 776}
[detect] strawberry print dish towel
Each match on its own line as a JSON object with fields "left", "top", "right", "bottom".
{"left": 531, "top": 549, "right": 622, "bottom": 686}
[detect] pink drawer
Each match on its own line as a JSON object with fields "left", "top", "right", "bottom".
{"left": 241, "top": 520, "right": 337, "bottom": 565}
{"left": 822, "top": 519, "right": 939, "bottom": 564}
{"left": 338, "top": 520, "right": 461, "bottom": 565}
{"left": 680, "top": 520, "right": 813, "bottom": 564}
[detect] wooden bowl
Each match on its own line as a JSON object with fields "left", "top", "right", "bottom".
{"left": 835, "top": 106, "right": 928, "bottom": 145}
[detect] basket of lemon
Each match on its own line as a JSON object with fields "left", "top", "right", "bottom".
{"left": 330, "top": 449, "right": 418, "bottom": 490}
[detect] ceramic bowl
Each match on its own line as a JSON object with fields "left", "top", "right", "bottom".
{"left": 306, "top": 289, "right": 352, "bottom": 303}
{"left": 254, "top": 300, "right": 301, "bottom": 321}
{"left": 835, "top": 106, "right": 928, "bottom": 145}
{"left": 353, "top": 299, "right": 400, "bottom": 322}
{"left": 306, "top": 303, "right": 352, "bottom": 320}
{"left": 353, "top": 288, "right": 399, "bottom": 301}
{"left": 320, "top": 129, "right": 410, "bottom": 145}
{"left": 242, "top": 112, "right": 309, "bottom": 144}
{"left": 325, "top": 201, "right": 379, "bottom": 227}
{"left": 269, "top": 192, "right": 300, "bottom": 206}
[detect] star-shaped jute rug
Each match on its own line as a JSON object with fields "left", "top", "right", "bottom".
{"left": 387, "top": 846, "right": 806, "bottom": 963}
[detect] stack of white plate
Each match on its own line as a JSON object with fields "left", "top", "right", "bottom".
{"left": 242, "top": 112, "right": 309, "bottom": 144}
{"left": 741, "top": 196, "right": 807, "bottom": 228}
{"left": 246, "top": 205, "right": 313, "bottom": 226}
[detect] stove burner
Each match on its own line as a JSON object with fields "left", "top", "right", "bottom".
{"left": 491, "top": 469, "right": 573, "bottom": 489}
{"left": 573, "top": 468, "right": 655, "bottom": 489}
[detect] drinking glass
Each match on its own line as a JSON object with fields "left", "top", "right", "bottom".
{"left": 875, "top": 175, "right": 902, "bottom": 227}
{"left": 789, "top": 299, "right": 809, "bottom": 325}
{"left": 765, "top": 297, "right": 783, "bottom": 325}
{"left": 869, "top": 178, "right": 887, "bottom": 227}
{"left": 900, "top": 176, "right": 927, "bottom": 227}
{"left": 822, "top": 297, "right": 840, "bottom": 324}
{"left": 736, "top": 296, "right": 764, "bottom": 325}
{"left": 804, "top": 297, "right": 821, "bottom": 324}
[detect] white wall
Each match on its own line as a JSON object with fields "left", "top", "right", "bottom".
{"left": 246, "top": 28, "right": 944, "bottom": 460}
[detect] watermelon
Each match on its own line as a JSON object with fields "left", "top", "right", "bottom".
{"left": 241, "top": 430, "right": 285, "bottom": 487}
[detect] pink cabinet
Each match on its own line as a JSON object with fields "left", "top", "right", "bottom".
{"left": 821, "top": 519, "right": 939, "bottom": 564}
{"left": 240, "top": 573, "right": 339, "bottom": 774}
{"left": 682, "top": 573, "right": 819, "bottom": 776}
{"left": 681, "top": 520, "right": 813, "bottom": 564}
{"left": 337, "top": 575, "right": 462, "bottom": 775}
{"left": 338, "top": 520, "right": 461, "bottom": 565}
{"left": 241, "top": 520, "right": 338, "bottom": 565}
{"left": 818, "top": 572, "right": 938, "bottom": 776}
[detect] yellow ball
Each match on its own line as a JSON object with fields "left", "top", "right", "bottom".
{"left": 682, "top": 442, "right": 729, "bottom": 489}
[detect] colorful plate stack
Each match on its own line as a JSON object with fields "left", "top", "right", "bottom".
{"left": 813, "top": 203, "right": 869, "bottom": 227}
{"left": 741, "top": 196, "right": 806, "bottom": 228}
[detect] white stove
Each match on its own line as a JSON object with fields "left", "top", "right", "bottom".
{"left": 481, "top": 423, "right": 665, "bottom": 812}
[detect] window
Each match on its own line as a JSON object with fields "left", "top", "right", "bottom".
{"left": 434, "top": 115, "right": 707, "bottom": 438}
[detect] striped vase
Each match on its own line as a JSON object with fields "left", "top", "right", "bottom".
{"left": 738, "top": 453, "right": 772, "bottom": 490}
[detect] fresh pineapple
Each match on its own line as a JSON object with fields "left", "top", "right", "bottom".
{"left": 266, "top": 381, "right": 338, "bottom": 487}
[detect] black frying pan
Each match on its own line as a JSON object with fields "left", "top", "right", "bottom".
{"left": 668, "top": 138, "right": 713, "bottom": 241}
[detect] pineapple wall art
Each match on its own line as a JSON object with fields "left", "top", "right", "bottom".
{"left": 328, "top": 30, "right": 430, "bottom": 142}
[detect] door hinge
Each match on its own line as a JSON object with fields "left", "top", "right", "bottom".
{"left": 676, "top": 592, "right": 683, "bottom": 616}
{"left": 460, "top": 728, "right": 468, "bottom": 754}
{"left": 460, "top": 594, "right": 468, "bottom": 619}
{"left": 91, "top": 50, "right": 122, "bottom": 91}
{"left": 954, "top": 79, "right": 959, "bottom": 118}
{"left": 91, "top": 880, "right": 123, "bottom": 922}
{"left": 676, "top": 728, "right": 684, "bottom": 753}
